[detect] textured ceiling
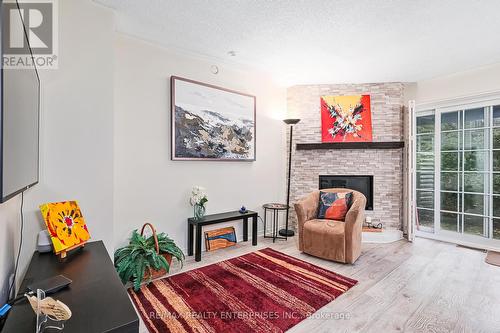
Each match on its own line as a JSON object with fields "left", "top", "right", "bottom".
{"left": 95, "top": 0, "right": 500, "bottom": 85}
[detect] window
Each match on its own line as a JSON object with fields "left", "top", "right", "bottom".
{"left": 492, "top": 105, "right": 500, "bottom": 239}
{"left": 416, "top": 103, "right": 500, "bottom": 244}
{"left": 440, "top": 111, "right": 461, "bottom": 233}
{"left": 416, "top": 113, "right": 435, "bottom": 232}
{"left": 440, "top": 108, "right": 489, "bottom": 236}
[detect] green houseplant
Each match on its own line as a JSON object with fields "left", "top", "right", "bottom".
{"left": 114, "top": 223, "right": 184, "bottom": 291}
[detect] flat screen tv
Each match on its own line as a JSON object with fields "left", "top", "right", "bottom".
{"left": 0, "top": 0, "right": 40, "bottom": 202}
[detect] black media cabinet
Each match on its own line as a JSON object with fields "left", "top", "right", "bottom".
{"left": 2, "top": 241, "right": 139, "bottom": 333}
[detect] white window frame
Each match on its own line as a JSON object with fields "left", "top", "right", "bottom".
{"left": 414, "top": 93, "right": 500, "bottom": 251}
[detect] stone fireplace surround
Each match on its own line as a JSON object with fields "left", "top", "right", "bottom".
{"left": 287, "top": 83, "right": 405, "bottom": 231}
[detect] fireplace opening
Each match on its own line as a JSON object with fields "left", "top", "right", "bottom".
{"left": 319, "top": 175, "right": 373, "bottom": 210}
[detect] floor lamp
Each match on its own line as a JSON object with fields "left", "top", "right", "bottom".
{"left": 279, "top": 118, "right": 300, "bottom": 238}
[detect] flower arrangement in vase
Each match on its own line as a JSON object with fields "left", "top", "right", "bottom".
{"left": 190, "top": 186, "right": 208, "bottom": 220}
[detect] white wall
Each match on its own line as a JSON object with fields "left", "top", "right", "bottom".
{"left": 0, "top": 0, "right": 286, "bottom": 299}
{"left": 415, "top": 62, "right": 500, "bottom": 104}
{"left": 113, "top": 35, "right": 286, "bottom": 251}
{"left": 31, "top": 0, "right": 115, "bottom": 252}
{"left": 0, "top": 0, "right": 115, "bottom": 298}
{"left": 0, "top": 197, "right": 20, "bottom": 303}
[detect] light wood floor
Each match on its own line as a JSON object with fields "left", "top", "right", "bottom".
{"left": 137, "top": 236, "right": 500, "bottom": 333}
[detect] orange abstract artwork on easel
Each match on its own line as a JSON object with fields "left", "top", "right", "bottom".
{"left": 40, "top": 201, "right": 90, "bottom": 258}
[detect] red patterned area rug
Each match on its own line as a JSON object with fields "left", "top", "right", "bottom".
{"left": 129, "top": 248, "right": 357, "bottom": 333}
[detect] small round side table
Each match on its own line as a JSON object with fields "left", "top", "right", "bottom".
{"left": 262, "top": 203, "right": 288, "bottom": 243}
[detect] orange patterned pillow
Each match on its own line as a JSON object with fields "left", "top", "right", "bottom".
{"left": 317, "top": 191, "right": 353, "bottom": 221}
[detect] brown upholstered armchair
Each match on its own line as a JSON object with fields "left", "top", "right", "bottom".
{"left": 294, "top": 188, "right": 366, "bottom": 264}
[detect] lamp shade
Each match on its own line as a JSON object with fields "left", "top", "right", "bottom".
{"left": 283, "top": 118, "right": 300, "bottom": 125}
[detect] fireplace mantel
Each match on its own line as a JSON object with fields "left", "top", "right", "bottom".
{"left": 296, "top": 141, "right": 404, "bottom": 150}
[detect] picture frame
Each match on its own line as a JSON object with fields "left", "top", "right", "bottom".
{"left": 171, "top": 76, "right": 256, "bottom": 161}
{"left": 320, "top": 95, "right": 373, "bottom": 143}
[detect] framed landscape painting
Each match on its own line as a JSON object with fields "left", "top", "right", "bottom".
{"left": 171, "top": 76, "right": 256, "bottom": 161}
{"left": 321, "top": 95, "right": 373, "bottom": 142}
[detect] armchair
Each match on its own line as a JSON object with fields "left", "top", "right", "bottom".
{"left": 294, "top": 188, "right": 366, "bottom": 264}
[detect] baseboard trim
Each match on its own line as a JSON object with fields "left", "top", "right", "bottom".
{"left": 416, "top": 231, "right": 500, "bottom": 252}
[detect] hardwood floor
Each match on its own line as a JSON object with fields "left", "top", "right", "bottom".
{"left": 137, "top": 236, "right": 500, "bottom": 333}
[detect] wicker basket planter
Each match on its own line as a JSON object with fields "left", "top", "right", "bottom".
{"left": 114, "top": 222, "right": 184, "bottom": 291}
{"left": 140, "top": 223, "right": 173, "bottom": 280}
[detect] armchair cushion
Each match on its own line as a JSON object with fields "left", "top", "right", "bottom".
{"left": 317, "top": 191, "right": 352, "bottom": 221}
{"left": 303, "top": 219, "right": 346, "bottom": 263}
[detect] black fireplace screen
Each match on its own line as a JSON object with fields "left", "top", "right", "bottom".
{"left": 319, "top": 175, "right": 373, "bottom": 210}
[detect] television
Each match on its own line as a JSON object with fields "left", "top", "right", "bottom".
{"left": 0, "top": 0, "right": 40, "bottom": 202}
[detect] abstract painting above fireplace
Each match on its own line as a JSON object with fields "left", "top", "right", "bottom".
{"left": 320, "top": 95, "right": 373, "bottom": 143}
{"left": 319, "top": 175, "right": 373, "bottom": 210}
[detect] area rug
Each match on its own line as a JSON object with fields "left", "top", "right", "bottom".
{"left": 485, "top": 250, "right": 500, "bottom": 267}
{"left": 129, "top": 247, "right": 357, "bottom": 333}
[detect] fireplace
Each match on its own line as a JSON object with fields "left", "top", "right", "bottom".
{"left": 319, "top": 175, "right": 373, "bottom": 210}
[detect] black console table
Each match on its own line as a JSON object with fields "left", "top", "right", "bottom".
{"left": 188, "top": 210, "right": 258, "bottom": 262}
{"left": 2, "top": 241, "right": 139, "bottom": 333}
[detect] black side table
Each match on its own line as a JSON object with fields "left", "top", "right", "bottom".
{"left": 263, "top": 203, "right": 288, "bottom": 242}
{"left": 188, "top": 210, "right": 258, "bottom": 262}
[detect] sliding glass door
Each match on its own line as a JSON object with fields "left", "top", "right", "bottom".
{"left": 415, "top": 102, "right": 500, "bottom": 248}
{"left": 441, "top": 108, "right": 489, "bottom": 237}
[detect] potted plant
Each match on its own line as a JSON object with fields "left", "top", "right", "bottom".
{"left": 114, "top": 223, "right": 184, "bottom": 291}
